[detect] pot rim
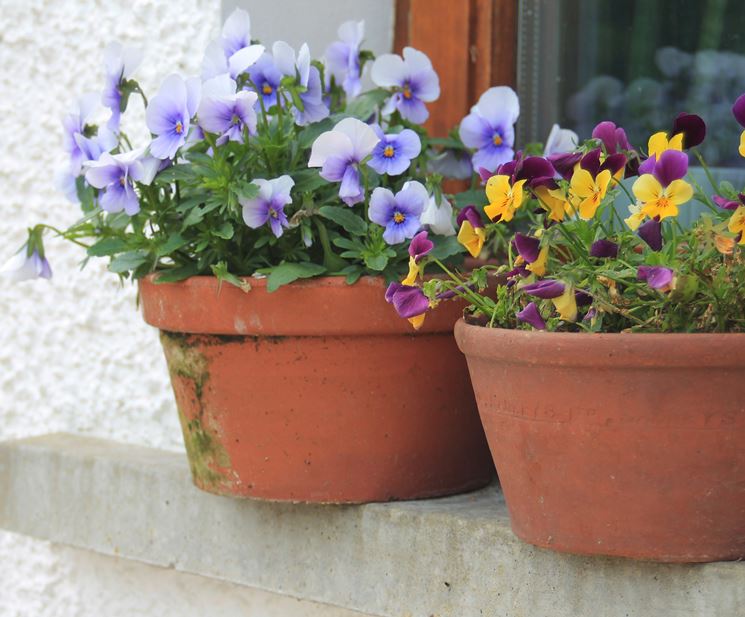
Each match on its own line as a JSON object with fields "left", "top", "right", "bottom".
{"left": 454, "top": 318, "right": 745, "bottom": 368}
{"left": 139, "top": 273, "right": 465, "bottom": 336}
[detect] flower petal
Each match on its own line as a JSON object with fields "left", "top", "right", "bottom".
{"left": 371, "top": 53, "right": 406, "bottom": 87}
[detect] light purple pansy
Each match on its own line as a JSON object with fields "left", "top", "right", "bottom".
{"left": 102, "top": 42, "right": 143, "bottom": 132}
{"left": 308, "top": 117, "right": 379, "bottom": 206}
{"left": 385, "top": 282, "right": 430, "bottom": 319}
{"left": 369, "top": 181, "right": 428, "bottom": 245}
{"left": 62, "top": 93, "right": 103, "bottom": 175}
{"left": 1, "top": 248, "right": 52, "bottom": 283}
{"left": 198, "top": 74, "right": 258, "bottom": 145}
{"left": 273, "top": 41, "right": 329, "bottom": 126}
{"left": 543, "top": 124, "right": 578, "bottom": 156}
{"left": 517, "top": 302, "right": 546, "bottom": 330}
{"left": 589, "top": 239, "right": 619, "bottom": 258}
{"left": 638, "top": 265, "right": 674, "bottom": 290}
{"left": 367, "top": 126, "right": 421, "bottom": 176}
{"left": 201, "top": 9, "right": 265, "bottom": 80}
{"left": 325, "top": 20, "right": 365, "bottom": 98}
{"left": 146, "top": 74, "right": 201, "bottom": 160}
{"left": 248, "top": 53, "right": 283, "bottom": 108}
{"left": 521, "top": 279, "right": 566, "bottom": 299}
{"left": 240, "top": 175, "right": 294, "bottom": 238}
{"left": 371, "top": 47, "right": 440, "bottom": 124}
{"left": 459, "top": 86, "right": 520, "bottom": 173}
{"left": 84, "top": 148, "right": 159, "bottom": 215}
{"left": 638, "top": 218, "right": 663, "bottom": 251}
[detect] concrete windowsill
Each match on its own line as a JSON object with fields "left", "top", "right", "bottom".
{"left": 0, "top": 433, "right": 743, "bottom": 617}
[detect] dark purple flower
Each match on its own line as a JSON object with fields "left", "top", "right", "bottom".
{"left": 638, "top": 266, "right": 674, "bottom": 290}
{"left": 372, "top": 47, "right": 440, "bottom": 124}
{"left": 580, "top": 148, "right": 627, "bottom": 179}
{"left": 548, "top": 152, "right": 582, "bottom": 181}
{"left": 575, "top": 290, "right": 593, "bottom": 307}
{"left": 652, "top": 149, "right": 689, "bottom": 186}
{"left": 713, "top": 194, "right": 745, "bottom": 211}
{"left": 369, "top": 181, "right": 428, "bottom": 245}
{"left": 368, "top": 126, "right": 421, "bottom": 176}
{"left": 589, "top": 239, "right": 618, "bottom": 258}
{"left": 514, "top": 233, "right": 541, "bottom": 263}
{"left": 500, "top": 154, "right": 556, "bottom": 189}
{"left": 516, "top": 302, "right": 546, "bottom": 330}
{"left": 592, "top": 121, "right": 632, "bottom": 154}
{"left": 458, "top": 86, "right": 519, "bottom": 173}
{"left": 583, "top": 307, "right": 597, "bottom": 322}
{"left": 408, "top": 230, "right": 433, "bottom": 262}
{"left": 671, "top": 113, "right": 706, "bottom": 149}
{"left": 638, "top": 218, "right": 663, "bottom": 251}
{"left": 385, "top": 282, "right": 430, "bottom": 318}
{"left": 456, "top": 205, "right": 484, "bottom": 229}
{"left": 522, "top": 279, "right": 566, "bottom": 299}
{"left": 733, "top": 93, "right": 745, "bottom": 128}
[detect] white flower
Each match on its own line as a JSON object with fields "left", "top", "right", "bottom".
{"left": 420, "top": 193, "right": 456, "bottom": 236}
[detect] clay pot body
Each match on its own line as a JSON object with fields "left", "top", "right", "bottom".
{"left": 139, "top": 275, "right": 493, "bottom": 503}
{"left": 455, "top": 318, "right": 745, "bottom": 562}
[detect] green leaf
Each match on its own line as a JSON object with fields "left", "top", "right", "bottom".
{"left": 211, "top": 261, "right": 251, "bottom": 292}
{"left": 429, "top": 235, "right": 464, "bottom": 260}
{"left": 152, "top": 263, "right": 201, "bottom": 283}
{"left": 340, "top": 265, "right": 363, "bottom": 285}
{"left": 364, "top": 253, "right": 389, "bottom": 271}
{"left": 155, "top": 233, "right": 188, "bottom": 257}
{"left": 344, "top": 88, "right": 389, "bottom": 119}
{"left": 108, "top": 249, "right": 149, "bottom": 274}
{"left": 87, "top": 237, "right": 129, "bottom": 257}
{"left": 318, "top": 205, "right": 367, "bottom": 235}
{"left": 232, "top": 181, "right": 259, "bottom": 201}
{"left": 292, "top": 168, "right": 329, "bottom": 193}
{"left": 453, "top": 189, "right": 486, "bottom": 209}
{"left": 213, "top": 222, "right": 234, "bottom": 240}
{"left": 266, "top": 262, "right": 326, "bottom": 292}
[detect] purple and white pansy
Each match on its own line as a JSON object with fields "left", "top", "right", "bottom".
{"left": 308, "top": 117, "right": 380, "bottom": 206}
{"left": 146, "top": 74, "right": 201, "bottom": 160}
{"left": 84, "top": 148, "right": 159, "bottom": 215}
{"left": 368, "top": 180, "right": 428, "bottom": 245}
{"left": 248, "top": 53, "right": 283, "bottom": 108}
{"left": 325, "top": 20, "right": 365, "bottom": 98}
{"left": 371, "top": 47, "right": 440, "bottom": 124}
{"left": 240, "top": 175, "right": 294, "bottom": 238}
{"left": 367, "top": 125, "right": 421, "bottom": 176}
{"left": 198, "top": 74, "right": 258, "bottom": 144}
{"left": 102, "top": 42, "right": 143, "bottom": 132}
{"left": 272, "top": 41, "right": 329, "bottom": 125}
{"left": 459, "top": 86, "right": 520, "bottom": 173}
{"left": 543, "top": 123, "right": 578, "bottom": 156}
{"left": 1, "top": 247, "right": 52, "bottom": 283}
{"left": 420, "top": 193, "right": 456, "bottom": 236}
{"left": 201, "top": 8, "right": 265, "bottom": 80}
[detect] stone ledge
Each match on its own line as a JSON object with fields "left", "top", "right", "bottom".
{"left": 0, "top": 434, "right": 743, "bottom": 617}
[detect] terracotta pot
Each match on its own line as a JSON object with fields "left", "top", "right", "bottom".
{"left": 139, "top": 275, "right": 493, "bottom": 503}
{"left": 454, "top": 318, "right": 745, "bottom": 562}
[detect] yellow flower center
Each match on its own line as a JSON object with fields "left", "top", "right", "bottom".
{"left": 657, "top": 196, "right": 671, "bottom": 211}
{"left": 402, "top": 84, "right": 412, "bottom": 99}
{"left": 262, "top": 84, "right": 273, "bottom": 95}
{"left": 175, "top": 121, "right": 184, "bottom": 134}
{"left": 492, "top": 133, "right": 503, "bottom": 146}
{"left": 393, "top": 211, "right": 406, "bottom": 224}
{"left": 268, "top": 207, "right": 279, "bottom": 219}
{"left": 383, "top": 145, "right": 395, "bottom": 158}
{"left": 119, "top": 176, "right": 126, "bottom": 186}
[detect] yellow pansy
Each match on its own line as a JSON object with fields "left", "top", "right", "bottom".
{"left": 632, "top": 174, "right": 693, "bottom": 220}
{"left": 526, "top": 246, "right": 549, "bottom": 277}
{"left": 728, "top": 206, "right": 745, "bottom": 245}
{"left": 457, "top": 221, "right": 486, "bottom": 258}
{"left": 484, "top": 175, "right": 527, "bottom": 223}
{"left": 624, "top": 203, "right": 647, "bottom": 230}
{"left": 552, "top": 285, "right": 578, "bottom": 322}
{"left": 534, "top": 185, "right": 571, "bottom": 222}
{"left": 570, "top": 168, "right": 612, "bottom": 220}
{"left": 648, "top": 131, "right": 684, "bottom": 159}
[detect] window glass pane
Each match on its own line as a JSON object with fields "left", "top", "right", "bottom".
{"left": 551, "top": 0, "right": 745, "bottom": 167}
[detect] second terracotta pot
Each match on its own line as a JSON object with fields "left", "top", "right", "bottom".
{"left": 139, "top": 275, "right": 493, "bottom": 503}
{"left": 455, "top": 318, "right": 745, "bottom": 562}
